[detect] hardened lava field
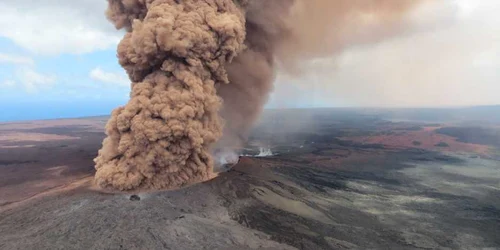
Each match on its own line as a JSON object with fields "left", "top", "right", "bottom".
{"left": 0, "top": 108, "right": 499, "bottom": 249}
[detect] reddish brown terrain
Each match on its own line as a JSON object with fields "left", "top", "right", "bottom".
{"left": 344, "top": 126, "right": 492, "bottom": 155}
{"left": 0, "top": 118, "right": 106, "bottom": 210}
{"left": 1, "top": 108, "right": 499, "bottom": 250}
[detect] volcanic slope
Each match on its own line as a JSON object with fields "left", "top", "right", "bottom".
{"left": 1, "top": 108, "right": 499, "bottom": 249}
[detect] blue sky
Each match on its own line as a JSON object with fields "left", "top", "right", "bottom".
{"left": 0, "top": 36, "right": 129, "bottom": 121}
{"left": 0, "top": 0, "right": 130, "bottom": 121}
{"left": 0, "top": 0, "right": 499, "bottom": 122}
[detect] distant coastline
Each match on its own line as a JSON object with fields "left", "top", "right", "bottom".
{"left": 1, "top": 104, "right": 499, "bottom": 123}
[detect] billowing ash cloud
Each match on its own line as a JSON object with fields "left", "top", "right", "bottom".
{"left": 95, "top": 0, "right": 425, "bottom": 192}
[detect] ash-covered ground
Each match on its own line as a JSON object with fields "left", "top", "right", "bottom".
{"left": 1, "top": 108, "right": 499, "bottom": 250}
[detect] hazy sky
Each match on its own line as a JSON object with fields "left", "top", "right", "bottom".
{"left": 0, "top": 0, "right": 499, "bottom": 120}
{"left": 271, "top": 0, "right": 500, "bottom": 108}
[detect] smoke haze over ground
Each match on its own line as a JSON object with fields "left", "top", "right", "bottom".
{"left": 94, "top": 0, "right": 427, "bottom": 192}
{"left": 268, "top": 0, "right": 500, "bottom": 108}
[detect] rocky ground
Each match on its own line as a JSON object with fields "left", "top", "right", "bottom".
{"left": 1, "top": 109, "right": 499, "bottom": 250}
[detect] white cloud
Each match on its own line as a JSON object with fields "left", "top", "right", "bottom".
{"left": 90, "top": 68, "right": 129, "bottom": 87}
{"left": 16, "top": 68, "right": 56, "bottom": 93}
{"left": 1, "top": 79, "right": 16, "bottom": 87}
{"left": 0, "top": 52, "right": 56, "bottom": 93}
{"left": 0, "top": 53, "right": 56, "bottom": 93}
{"left": 0, "top": 0, "right": 121, "bottom": 55}
{"left": 0, "top": 53, "right": 34, "bottom": 65}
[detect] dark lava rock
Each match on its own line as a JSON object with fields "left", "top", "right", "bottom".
{"left": 129, "top": 195, "right": 140, "bottom": 201}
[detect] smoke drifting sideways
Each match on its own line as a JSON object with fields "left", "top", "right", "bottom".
{"left": 94, "top": 0, "right": 426, "bottom": 192}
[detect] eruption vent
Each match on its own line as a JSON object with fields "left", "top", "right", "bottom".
{"left": 95, "top": 0, "right": 425, "bottom": 192}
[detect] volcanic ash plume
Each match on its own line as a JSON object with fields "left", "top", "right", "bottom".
{"left": 95, "top": 0, "right": 424, "bottom": 191}
{"left": 94, "top": 0, "right": 245, "bottom": 191}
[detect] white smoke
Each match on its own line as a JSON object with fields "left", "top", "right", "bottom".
{"left": 214, "top": 150, "right": 240, "bottom": 171}
{"left": 256, "top": 147, "right": 274, "bottom": 157}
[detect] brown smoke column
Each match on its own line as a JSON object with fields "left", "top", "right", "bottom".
{"left": 95, "top": 0, "right": 425, "bottom": 192}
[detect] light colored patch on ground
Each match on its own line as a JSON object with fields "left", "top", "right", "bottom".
{"left": 438, "top": 162, "right": 500, "bottom": 179}
{"left": 344, "top": 180, "right": 396, "bottom": 194}
{"left": 0, "top": 132, "right": 79, "bottom": 142}
{"left": 0, "top": 118, "right": 106, "bottom": 131}
{"left": 46, "top": 165, "right": 69, "bottom": 176}
{"left": 400, "top": 230, "right": 443, "bottom": 249}
{"left": 0, "top": 144, "right": 36, "bottom": 149}
{"left": 250, "top": 186, "right": 334, "bottom": 224}
{"left": 54, "top": 199, "right": 90, "bottom": 216}
{"left": 324, "top": 188, "right": 437, "bottom": 220}
{"left": 401, "top": 157, "right": 500, "bottom": 198}
{"left": 165, "top": 215, "right": 296, "bottom": 250}
{"left": 452, "top": 232, "right": 489, "bottom": 249}
{"left": 324, "top": 237, "right": 358, "bottom": 249}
